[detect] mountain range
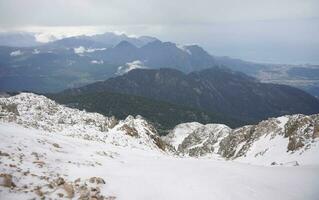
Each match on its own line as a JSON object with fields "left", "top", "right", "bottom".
{"left": 0, "top": 31, "right": 318, "bottom": 97}
{"left": 50, "top": 90, "right": 242, "bottom": 135}
{"left": 58, "top": 67, "right": 319, "bottom": 128}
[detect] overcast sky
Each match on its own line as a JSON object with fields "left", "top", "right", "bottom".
{"left": 0, "top": 0, "right": 318, "bottom": 64}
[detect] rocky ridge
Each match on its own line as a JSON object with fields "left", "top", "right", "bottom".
{"left": 0, "top": 93, "right": 170, "bottom": 152}
{"left": 164, "top": 115, "right": 319, "bottom": 165}
{"left": 0, "top": 93, "right": 319, "bottom": 199}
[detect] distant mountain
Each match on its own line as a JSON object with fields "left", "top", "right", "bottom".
{"left": 0, "top": 32, "right": 41, "bottom": 47}
{"left": 49, "top": 91, "right": 243, "bottom": 135}
{"left": 0, "top": 38, "right": 219, "bottom": 92}
{"left": 61, "top": 67, "right": 319, "bottom": 123}
{"left": 45, "top": 32, "right": 158, "bottom": 49}
{"left": 87, "top": 32, "right": 158, "bottom": 47}
{"left": 0, "top": 32, "right": 318, "bottom": 97}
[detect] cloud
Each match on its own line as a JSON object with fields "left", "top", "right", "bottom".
{"left": 176, "top": 44, "right": 192, "bottom": 55}
{"left": 73, "top": 46, "right": 86, "bottom": 54}
{"left": 0, "top": 0, "right": 318, "bottom": 64}
{"left": 0, "top": 0, "right": 318, "bottom": 27}
{"left": 116, "top": 60, "right": 148, "bottom": 75}
{"left": 91, "top": 60, "right": 104, "bottom": 64}
{"left": 74, "top": 46, "right": 106, "bottom": 54}
{"left": 10, "top": 50, "right": 23, "bottom": 56}
{"left": 34, "top": 33, "right": 57, "bottom": 43}
{"left": 32, "top": 49, "right": 40, "bottom": 54}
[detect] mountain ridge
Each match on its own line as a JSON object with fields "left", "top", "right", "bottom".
{"left": 61, "top": 67, "right": 319, "bottom": 124}
{"left": 1, "top": 32, "right": 318, "bottom": 96}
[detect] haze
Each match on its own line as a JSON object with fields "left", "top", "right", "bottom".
{"left": 0, "top": 0, "right": 318, "bottom": 64}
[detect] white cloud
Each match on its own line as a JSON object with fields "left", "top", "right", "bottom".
{"left": 74, "top": 46, "right": 106, "bottom": 54}
{"left": 10, "top": 50, "right": 23, "bottom": 56}
{"left": 116, "top": 60, "right": 148, "bottom": 75}
{"left": 74, "top": 46, "right": 86, "bottom": 54}
{"left": 32, "top": 49, "right": 40, "bottom": 54}
{"left": 91, "top": 60, "right": 104, "bottom": 64}
{"left": 86, "top": 48, "right": 106, "bottom": 53}
{"left": 176, "top": 44, "right": 192, "bottom": 55}
{"left": 34, "top": 33, "right": 57, "bottom": 43}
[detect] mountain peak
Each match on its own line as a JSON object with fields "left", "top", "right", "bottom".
{"left": 114, "top": 40, "right": 137, "bottom": 49}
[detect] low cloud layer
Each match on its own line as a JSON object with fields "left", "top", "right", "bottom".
{"left": 0, "top": 0, "right": 318, "bottom": 64}
{"left": 0, "top": 0, "right": 318, "bottom": 27}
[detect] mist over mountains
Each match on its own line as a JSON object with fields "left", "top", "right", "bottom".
{"left": 1, "top": 0, "right": 319, "bottom": 199}
{"left": 1, "top": 31, "right": 319, "bottom": 130}
{"left": 0, "top": 31, "right": 318, "bottom": 96}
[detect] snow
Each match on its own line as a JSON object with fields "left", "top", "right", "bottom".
{"left": 236, "top": 133, "right": 319, "bottom": 166}
{"left": 0, "top": 93, "right": 162, "bottom": 151}
{"left": 1, "top": 93, "right": 319, "bottom": 199}
{"left": 166, "top": 116, "right": 319, "bottom": 165}
{"left": 1, "top": 123, "right": 318, "bottom": 200}
{"left": 164, "top": 122, "right": 202, "bottom": 149}
{"left": 277, "top": 115, "right": 289, "bottom": 129}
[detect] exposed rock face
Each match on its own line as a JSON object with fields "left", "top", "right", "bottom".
{"left": 165, "top": 114, "right": 319, "bottom": 164}
{"left": 0, "top": 174, "right": 16, "bottom": 188}
{"left": 177, "top": 124, "right": 231, "bottom": 157}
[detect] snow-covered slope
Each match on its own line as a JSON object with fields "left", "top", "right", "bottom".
{"left": 0, "top": 93, "right": 169, "bottom": 152}
{"left": 165, "top": 115, "right": 319, "bottom": 165}
{"left": 0, "top": 93, "right": 319, "bottom": 199}
{"left": 1, "top": 123, "right": 319, "bottom": 200}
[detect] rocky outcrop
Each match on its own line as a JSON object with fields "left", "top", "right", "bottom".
{"left": 0, "top": 93, "right": 168, "bottom": 152}
{"left": 176, "top": 124, "right": 231, "bottom": 157}
{"left": 165, "top": 114, "right": 319, "bottom": 164}
{"left": 1, "top": 93, "right": 318, "bottom": 165}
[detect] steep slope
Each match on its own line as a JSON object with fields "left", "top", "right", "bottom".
{"left": 2, "top": 123, "right": 319, "bottom": 200}
{"left": 64, "top": 67, "right": 319, "bottom": 123}
{"left": 0, "top": 93, "right": 170, "bottom": 152}
{"left": 1, "top": 93, "right": 319, "bottom": 200}
{"left": 164, "top": 114, "right": 319, "bottom": 165}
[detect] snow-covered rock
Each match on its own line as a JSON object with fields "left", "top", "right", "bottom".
{"left": 0, "top": 93, "right": 319, "bottom": 199}
{"left": 165, "top": 115, "right": 319, "bottom": 165}
{"left": 0, "top": 93, "right": 168, "bottom": 152}
{"left": 164, "top": 123, "right": 231, "bottom": 157}
{"left": 1, "top": 122, "right": 318, "bottom": 200}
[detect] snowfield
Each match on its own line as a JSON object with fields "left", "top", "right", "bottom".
{"left": 1, "top": 123, "right": 319, "bottom": 200}
{"left": 1, "top": 93, "right": 319, "bottom": 199}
